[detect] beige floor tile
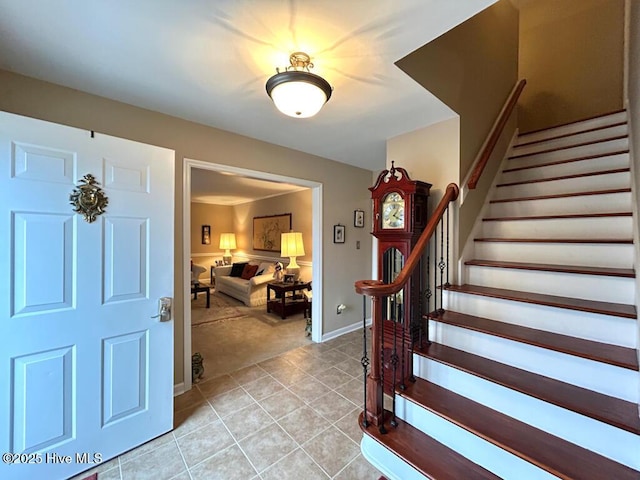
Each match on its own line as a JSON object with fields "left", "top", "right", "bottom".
{"left": 238, "top": 424, "right": 297, "bottom": 472}
{"left": 118, "top": 432, "right": 174, "bottom": 464}
{"left": 318, "top": 349, "right": 352, "bottom": 366}
{"left": 296, "top": 355, "right": 334, "bottom": 374}
{"left": 175, "top": 420, "right": 235, "bottom": 467}
{"left": 277, "top": 406, "right": 330, "bottom": 445}
{"left": 334, "top": 377, "right": 364, "bottom": 407}
{"left": 269, "top": 365, "right": 311, "bottom": 386}
{"left": 258, "top": 355, "right": 296, "bottom": 373}
{"left": 189, "top": 445, "right": 257, "bottom": 480}
{"left": 197, "top": 374, "right": 240, "bottom": 398}
{"left": 333, "top": 408, "right": 364, "bottom": 444}
{"left": 259, "top": 389, "right": 305, "bottom": 420}
{"left": 312, "top": 367, "right": 354, "bottom": 390}
{"left": 208, "top": 386, "right": 256, "bottom": 417}
{"left": 308, "top": 390, "right": 357, "bottom": 421}
{"left": 335, "top": 342, "right": 363, "bottom": 360}
{"left": 302, "top": 426, "right": 360, "bottom": 477}
{"left": 230, "top": 364, "right": 268, "bottom": 385}
{"left": 174, "top": 387, "right": 206, "bottom": 412}
{"left": 173, "top": 402, "right": 219, "bottom": 437}
{"left": 222, "top": 403, "right": 274, "bottom": 441}
{"left": 334, "top": 454, "right": 383, "bottom": 480}
{"left": 243, "top": 375, "right": 284, "bottom": 401}
{"left": 334, "top": 357, "right": 366, "bottom": 378}
{"left": 288, "top": 377, "right": 330, "bottom": 403}
{"left": 120, "top": 441, "right": 186, "bottom": 480}
{"left": 260, "top": 448, "right": 329, "bottom": 480}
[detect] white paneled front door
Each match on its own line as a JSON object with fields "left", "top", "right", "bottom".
{"left": 0, "top": 112, "right": 175, "bottom": 480}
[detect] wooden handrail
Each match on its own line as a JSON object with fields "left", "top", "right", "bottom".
{"left": 467, "top": 79, "right": 526, "bottom": 190}
{"left": 355, "top": 182, "right": 460, "bottom": 298}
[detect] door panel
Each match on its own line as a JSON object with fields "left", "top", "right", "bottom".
{"left": 0, "top": 112, "right": 175, "bottom": 480}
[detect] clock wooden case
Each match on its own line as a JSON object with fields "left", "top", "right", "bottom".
{"left": 369, "top": 162, "right": 431, "bottom": 393}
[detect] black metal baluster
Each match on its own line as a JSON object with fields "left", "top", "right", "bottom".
{"left": 438, "top": 215, "right": 445, "bottom": 315}
{"left": 399, "top": 289, "right": 407, "bottom": 391}
{"left": 433, "top": 227, "right": 439, "bottom": 316}
{"left": 379, "top": 301, "right": 387, "bottom": 434}
{"left": 360, "top": 295, "right": 369, "bottom": 428}
{"left": 390, "top": 302, "right": 398, "bottom": 428}
{"left": 445, "top": 206, "right": 451, "bottom": 288}
{"left": 424, "top": 240, "right": 432, "bottom": 348}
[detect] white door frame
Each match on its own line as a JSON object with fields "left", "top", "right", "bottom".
{"left": 182, "top": 158, "right": 323, "bottom": 392}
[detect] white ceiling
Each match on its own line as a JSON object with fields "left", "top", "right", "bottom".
{"left": 0, "top": 0, "right": 497, "bottom": 171}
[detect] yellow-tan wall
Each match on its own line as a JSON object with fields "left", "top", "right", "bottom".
{"left": 396, "top": 0, "right": 519, "bottom": 180}
{"left": 190, "top": 202, "right": 234, "bottom": 255}
{"left": 0, "top": 69, "right": 374, "bottom": 387}
{"left": 518, "top": 0, "right": 625, "bottom": 132}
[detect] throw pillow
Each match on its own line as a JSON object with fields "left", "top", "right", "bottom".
{"left": 240, "top": 264, "right": 259, "bottom": 280}
{"left": 229, "top": 262, "right": 248, "bottom": 277}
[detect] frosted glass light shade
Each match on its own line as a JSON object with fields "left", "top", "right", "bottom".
{"left": 266, "top": 71, "right": 332, "bottom": 118}
{"left": 281, "top": 232, "right": 305, "bottom": 270}
{"left": 219, "top": 233, "right": 237, "bottom": 250}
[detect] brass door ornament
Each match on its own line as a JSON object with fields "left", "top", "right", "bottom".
{"left": 69, "top": 174, "right": 108, "bottom": 223}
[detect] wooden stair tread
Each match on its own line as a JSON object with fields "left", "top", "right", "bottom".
{"left": 474, "top": 237, "right": 633, "bottom": 244}
{"left": 515, "top": 121, "right": 627, "bottom": 148}
{"left": 464, "top": 259, "right": 635, "bottom": 278}
{"left": 428, "top": 310, "right": 638, "bottom": 370}
{"left": 483, "top": 212, "right": 632, "bottom": 221}
{"left": 490, "top": 188, "right": 631, "bottom": 203}
{"left": 445, "top": 284, "right": 637, "bottom": 319}
{"left": 359, "top": 412, "right": 500, "bottom": 480}
{"left": 496, "top": 167, "right": 630, "bottom": 187}
{"left": 509, "top": 135, "right": 628, "bottom": 160}
{"left": 502, "top": 150, "right": 629, "bottom": 173}
{"left": 400, "top": 376, "right": 640, "bottom": 479}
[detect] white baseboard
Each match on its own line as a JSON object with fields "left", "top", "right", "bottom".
{"left": 322, "top": 318, "right": 372, "bottom": 342}
{"left": 173, "top": 382, "right": 186, "bottom": 397}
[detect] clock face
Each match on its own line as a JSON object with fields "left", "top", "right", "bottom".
{"left": 381, "top": 192, "right": 404, "bottom": 229}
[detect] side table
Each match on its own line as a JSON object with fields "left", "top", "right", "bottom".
{"left": 267, "top": 281, "right": 311, "bottom": 319}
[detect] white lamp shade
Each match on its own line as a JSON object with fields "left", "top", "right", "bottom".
{"left": 219, "top": 233, "right": 237, "bottom": 250}
{"left": 281, "top": 232, "right": 305, "bottom": 257}
{"left": 270, "top": 81, "right": 328, "bottom": 118}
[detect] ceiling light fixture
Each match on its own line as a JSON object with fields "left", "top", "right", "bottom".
{"left": 266, "top": 52, "right": 332, "bottom": 118}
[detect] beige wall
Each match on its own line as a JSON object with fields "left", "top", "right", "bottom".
{"left": 0, "top": 69, "right": 374, "bottom": 387}
{"left": 518, "top": 0, "right": 624, "bottom": 132}
{"left": 396, "top": 0, "right": 519, "bottom": 180}
{"left": 190, "top": 202, "right": 234, "bottom": 255}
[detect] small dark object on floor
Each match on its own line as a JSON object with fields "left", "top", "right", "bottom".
{"left": 305, "top": 317, "right": 312, "bottom": 336}
{"left": 192, "top": 352, "right": 204, "bottom": 382}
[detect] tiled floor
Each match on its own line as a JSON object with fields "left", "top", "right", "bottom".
{"left": 74, "top": 329, "right": 381, "bottom": 480}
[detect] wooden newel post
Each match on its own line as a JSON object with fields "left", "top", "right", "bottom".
{"left": 366, "top": 295, "right": 384, "bottom": 425}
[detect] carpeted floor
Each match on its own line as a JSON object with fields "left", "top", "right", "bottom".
{"left": 191, "top": 289, "right": 312, "bottom": 381}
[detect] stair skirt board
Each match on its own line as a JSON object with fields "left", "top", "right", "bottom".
{"left": 516, "top": 111, "right": 627, "bottom": 145}
{"left": 511, "top": 125, "right": 628, "bottom": 156}
{"left": 464, "top": 266, "right": 635, "bottom": 305}
{"left": 360, "top": 435, "right": 428, "bottom": 480}
{"left": 507, "top": 138, "right": 629, "bottom": 168}
{"left": 501, "top": 152, "right": 630, "bottom": 182}
{"left": 480, "top": 215, "right": 633, "bottom": 239}
{"left": 409, "top": 357, "right": 640, "bottom": 470}
{"left": 492, "top": 171, "right": 631, "bottom": 199}
{"left": 485, "top": 192, "right": 633, "bottom": 218}
{"left": 472, "top": 241, "right": 634, "bottom": 268}
{"left": 443, "top": 288, "right": 637, "bottom": 348}
{"left": 426, "top": 320, "right": 637, "bottom": 401}
{"left": 394, "top": 396, "right": 559, "bottom": 480}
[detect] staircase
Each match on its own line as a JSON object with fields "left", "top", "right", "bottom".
{"left": 360, "top": 111, "right": 640, "bottom": 479}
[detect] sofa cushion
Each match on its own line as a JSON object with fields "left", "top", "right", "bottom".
{"left": 229, "top": 262, "right": 248, "bottom": 277}
{"left": 255, "top": 262, "right": 275, "bottom": 277}
{"left": 241, "top": 264, "right": 259, "bottom": 280}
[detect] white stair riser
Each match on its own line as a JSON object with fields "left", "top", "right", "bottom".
{"left": 473, "top": 241, "right": 634, "bottom": 269}
{"left": 516, "top": 112, "right": 627, "bottom": 145}
{"left": 395, "top": 396, "right": 558, "bottom": 480}
{"left": 465, "top": 265, "right": 635, "bottom": 304}
{"left": 513, "top": 125, "right": 628, "bottom": 157}
{"left": 481, "top": 216, "right": 633, "bottom": 239}
{"left": 501, "top": 153, "right": 630, "bottom": 183}
{"left": 413, "top": 356, "right": 640, "bottom": 470}
{"left": 443, "top": 290, "right": 637, "bottom": 348}
{"left": 493, "top": 171, "right": 630, "bottom": 200}
{"left": 360, "top": 436, "right": 427, "bottom": 480}
{"left": 486, "top": 192, "right": 633, "bottom": 217}
{"left": 508, "top": 138, "right": 628, "bottom": 169}
{"left": 427, "top": 320, "right": 638, "bottom": 401}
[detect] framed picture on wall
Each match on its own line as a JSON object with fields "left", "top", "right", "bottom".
{"left": 201, "top": 225, "right": 211, "bottom": 245}
{"left": 333, "top": 224, "right": 345, "bottom": 243}
{"left": 354, "top": 209, "right": 364, "bottom": 228}
{"left": 253, "top": 213, "right": 292, "bottom": 252}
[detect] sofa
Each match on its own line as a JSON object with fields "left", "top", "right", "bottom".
{"left": 214, "top": 261, "right": 275, "bottom": 307}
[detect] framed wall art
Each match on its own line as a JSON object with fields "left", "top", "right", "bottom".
{"left": 201, "top": 225, "right": 211, "bottom": 245}
{"left": 333, "top": 224, "right": 345, "bottom": 243}
{"left": 354, "top": 209, "right": 364, "bottom": 228}
{"left": 253, "top": 213, "right": 292, "bottom": 252}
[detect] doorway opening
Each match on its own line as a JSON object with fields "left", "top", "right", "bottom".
{"left": 182, "top": 158, "right": 323, "bottom": 392}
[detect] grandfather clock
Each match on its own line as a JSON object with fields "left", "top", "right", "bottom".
{"left": 370, "top": 162, "right": 431, "bottom": 393}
